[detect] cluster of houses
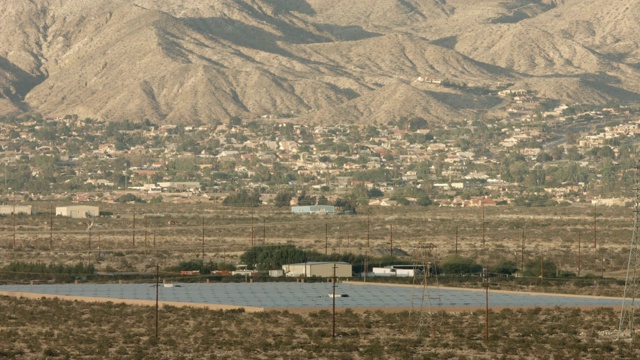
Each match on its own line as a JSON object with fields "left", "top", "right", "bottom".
{"left": 0, "top": 101, "right": 638, "bottom": 207}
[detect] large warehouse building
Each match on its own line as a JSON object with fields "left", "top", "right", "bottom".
{"left": 283, "top": 262, "right": 352, "bottom": 278}
{"left": 0, "top": 205, "right": 32, "bottom": 215}
{"left": 291, "top": 205, "right": 335, "bottom": 215}
{"left": 56, "top": 206, "right": 99, "bottom": 219}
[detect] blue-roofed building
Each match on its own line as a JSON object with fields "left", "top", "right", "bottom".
{"left": 291, "top": 205, "right": 335, "bottom": 215}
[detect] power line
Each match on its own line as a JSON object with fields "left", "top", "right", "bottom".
{"left": 618, "top": 163, "right": 640, "bottom": 340}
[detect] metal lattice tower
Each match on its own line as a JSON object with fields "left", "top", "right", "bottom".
{"left": 618, "top": 166, "right": 640, "bottom": 340}
{"left": 409, "top": 242, "right": 441, "bottom": 336}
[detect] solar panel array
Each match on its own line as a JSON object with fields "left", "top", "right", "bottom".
{"left": 0, "top": 283, "right": 622, "bottom": 309}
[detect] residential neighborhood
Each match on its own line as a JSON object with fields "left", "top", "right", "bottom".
{"left": 0, "top": 101, "right": 639, "bottom": 210}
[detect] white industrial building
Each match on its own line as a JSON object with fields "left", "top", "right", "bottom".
{"left": 291, "top": 205, "right": 335, "bottom": 215}
{"left": 372, "top": 265, "right": 424, "bottom": 277}
{"left": 157, "top": 182, "right": 201, "bottom": 191}
{"left": 56, "top": 205, "right": 99, "bottom": 219}
{"left": 283, "top": 262, "right": 352, "bottom": 278}
{"left": 0, "top": 205, "right": 32, "bottom": 216}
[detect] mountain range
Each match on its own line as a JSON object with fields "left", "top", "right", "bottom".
{"left": 0, "top": 0, "right": 639, "bottom": 123}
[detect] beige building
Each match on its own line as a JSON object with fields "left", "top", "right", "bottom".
{"left": 56, "top": 205, "right": 99, "bottom": 219}
{"left": 0, "top": 205, "right": 32, "bottom": 215}
{"left": 283, "top": 262, "right": 352, "bottom": 278}
{"left": 157, "top": 182, "right": 201, "bottom": 191}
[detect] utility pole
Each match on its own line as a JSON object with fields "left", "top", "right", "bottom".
{"left": 366, "top": 209, "right": 370, "bottom": 283}
{"left": 332, "top": 264, "right": 337, "bottom": 339}
{"left": 251, "top": 214, "right": 255, "bottom": 246}
{"left": 594, "top": 203, "right": 598, "bottom": 248}
{"left": 12, "top": 192, "right": 16, "bottom": 251}
{"left": 578, "top": 232, "right": 581, "bottom": 277}
{"left": 455, "top": 226, "right": 458, "bottom": 255}
{"left": 325, "top": 223, "right": 328, "bottom": 255}
{"left": 202, "top": 216, "right": 205, "bottom": 260}
{"left": 88, "top": 220, "right": 92, "bottom": 255}
{"left": 132, "top": 204, "right": 136, "bottom": 248}
{"left": 153, "top": 231, "right": 156, "bottom": 252}
{"left": 263, "top": 218, "right": 266, "bottom": 244}
{"left": 483, "top": 267, "right": 489, "bottom": 342}
{"left": 144, "top": 216, "right": 148, "bottom": 255}
{"left": 390, "top": 224, "right": 393, "bottom": 257}
{"left": 367, "top": 209, "right": 370, "bottom": 248}
{"left": 482, "top": 204, "right": 486, "bottom": 247}
{"left": 364, "top": 251, "right": 368, "bottom": 283}
{"left": 49, "top": 203, "right": 53, "bottom": 250}
{"left": 346, "top": 233, "right": 350, "bottom": 253}
{"left": 521, "top": 227, "right": 525, "bottom": 272}
{"left": 155, "top": 263, "right": 159, "bottom": 338}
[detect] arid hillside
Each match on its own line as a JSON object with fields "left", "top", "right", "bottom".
{"left": 0, "top": 0, "right": 638, "bottom": 123}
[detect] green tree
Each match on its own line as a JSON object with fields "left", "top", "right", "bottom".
{"left": 334, "top": 197, "right": 357, "bottom": 214}
{"left": 274, "top": 190, "right": 294, "bottom": 207}
{"left": 524, "top": 167, "right": 545, "bottom": 188}
{"left": 508, "top": 161, "right": 529, "bottom": 183}
{"left": 566, "top": 147, "right": 584, "bottom": 161}
{"left": 493, "top": 259, "right": 518, "bottom": 275}
{"left": 389, "top": 195, "right": 410, "bottom": 206}
{"left": 177, "top": 138, "right": 201, "bottom": 154}
{"left": 552, "top": 162, "right": 590, "bottom": 184}
{"left": 351, "top": 168, "right": 396, "bottom": 182}
{"left": 350, "top": 185, "right": 370, "bottom": 205}
{"left": 227, "top": 116, "right": 242, "bottom": 129}
{"left": 317, "top": 195, "right": 329, "bottom": 205}
{"left": 513, "top": 192, "right": 554, "bottom": 207}
{"left": 416, "top": 194, "right": 432, "bottom": 207}
{"left": 115, "top": 194, "right": 144, "bottom": 203}
{"left": 597, "top": 146, "right": 615, "bottom": 159}
{"left": 408, "top": 117, "right": 428, "bottom": 131}
{"left": 222, "top": 189, "right": 261, "bottom": 207}
{"left": 240, "top": 245, "right": 308, "bottom": 270}
{"left": 297, "top": 191, "right": 316, "bottom": 206}
{"left": 550, "top": 146, "right": 564, "bottom": 161}
{"left": 440, "top": 255, "right": 482, "bottom": 275}
{"left": 599, "top": 158, "right": 617, "bottom": 193}
{"left": 335, "top": 156, "right": 349, "bottom": 167}
{"left": 536, "top": 152, "right": 553, "bottom": 162}
{"left": 524, "top": 258, "right": 558, "bottom": 277}
{"left": 367, "top": 188, "right": 384, "bottom": 198}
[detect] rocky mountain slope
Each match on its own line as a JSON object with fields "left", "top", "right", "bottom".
{"left": 0, "top": 0, "right": 638, "bottom": 123}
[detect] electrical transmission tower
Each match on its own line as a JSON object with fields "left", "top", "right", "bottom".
{"left": 409, "top": 242, "right": 441, "bottom": 336}
{"left": 618, "top": 166, "right": 640, "bottom": 340}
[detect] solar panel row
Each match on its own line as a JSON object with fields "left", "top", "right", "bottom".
{"left": 0, "top": 283, "right": 622, "bottom": 310}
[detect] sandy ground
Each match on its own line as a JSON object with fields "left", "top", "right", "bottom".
{"left": 0, "top": 290, "right": 265, "bottom": 312}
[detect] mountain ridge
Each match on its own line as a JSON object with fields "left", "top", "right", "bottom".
{"left": 0, "top": 0, "right": 638, "bottom": 123}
